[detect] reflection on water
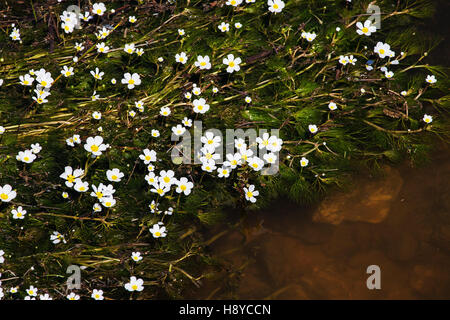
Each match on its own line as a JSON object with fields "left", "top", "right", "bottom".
{"left": 192, "top": 146, "right": 450, "bottom": 299}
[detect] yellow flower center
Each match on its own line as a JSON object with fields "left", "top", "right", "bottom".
{"left": 96, "top": 192, "right": 103, "bottom": 199}
{"left": 200, "top": 61, "right": 206, "bottom": 66}
{"left": 128, "top": 79, "right": 135, "bottom": 84}
{"left": 145, "top": 155, "right": 151, "bottom": 161}
{"left": 362, "top": 27, "right": 369, "bottom": 33}
{"left": 247, "top": 191, "right": 253, "bottom": 198}
{"left": 131, "top": 284, "right": 138, "bottom": 290}
{"left": 41, "top": 81, "right": 47, "bottom": 86}
{"left": 180, "top": 185, "right": 186, "bottom": 191}
{"left": 79, "top": 186, "right": 85, "bottom": 191}
{"left": 17, "top": 212, "right": 22, "bottom": 217}
{"left": 91, "top": 145, "right": 99, "bottom": 152}
{"left": 198, "top": 105, "right": 203, "bottom": 110}
{"left": 37, "top": 98, "right": 43, "bottom": 103}
{"left": 105, "top": 201, "right": 111, "bottom": 206}
{"left": 24, "top": 80, "right": 29, "bottom": 85}
{"left": 231, "top": 160, "right": 237, "bottom": 165}
{"left": 157, "top": 188, "right": 164, "bottom": 195}
{"left": 379, "top": 49, "right": 385, "bottom": 54}
{"left": 154, "top": 231, "right": 161, "bottom": 237}
{"left": 96, "top": 9, "right": 102, "bottom": 14}
{"left": 23, "top": 156, "right": 30, "bottom": 162}
{"left": 111, "top": 175, "right": 118, "bottom": 180}
{"left": 163, "top": 177, "right": 170, "bottom": 183}
{"left": 273, "top": 4, "right": 279, "bottom": 9}
{"left": 229, "top": 61, "right": 235, "bottom": 67}
{"left": 66, "top": 72, "right": 71, "bottom": 76}
{"left": 67, "top": 174, "right": 75, "bottom": 183}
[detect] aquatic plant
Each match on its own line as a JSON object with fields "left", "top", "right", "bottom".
{"left": 0, "top": 0, "right": 448, "bottom": 299}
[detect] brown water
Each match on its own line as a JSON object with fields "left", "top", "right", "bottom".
{"left": 191, "top": 147, "right": 450, "bottom": 299}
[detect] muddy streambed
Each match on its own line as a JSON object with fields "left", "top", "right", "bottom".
{"left": 190, "top": 147, "right": 450, "bottom": 299}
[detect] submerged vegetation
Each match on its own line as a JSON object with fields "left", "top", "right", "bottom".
{"left": 0, "top": 0, "right": 448, "bottom": 299}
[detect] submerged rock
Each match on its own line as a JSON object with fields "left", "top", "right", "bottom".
{"left": 312, "top": 166, "right": 403, "bottom": 225}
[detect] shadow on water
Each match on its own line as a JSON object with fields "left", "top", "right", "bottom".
{"left": 188, "top": 0, "right": 450, "bottom": 300}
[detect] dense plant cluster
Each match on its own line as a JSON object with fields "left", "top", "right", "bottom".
{"left": 0, "top": 0, "right": 448, "bottom": 299}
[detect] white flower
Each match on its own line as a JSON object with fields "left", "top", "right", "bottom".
{"left": 164, "top": 207, "right": 174, "bottom": 215}
{"left": 178, "top": 29, "right": 185, "bottom": 36}
{"left": 96, "top": 42, "right": 109, "bottom": 53}
{"left": 217, "top": 167, "right": 231, "bottom": 178}
{"left": 107, "top": 168, "right": 124, "bottom": 182}
{"left": 124, "top": 43, "right": 135, "bottom": 54}
{"left": 201, "top": 159, "right": 217, "bottom": 172}
{"left": 218, "top": 22, "right": 230, "bottom": 32}
{"left": 256, "top": 132, "right": 270, "bottom": 149}
{"left": 75, "top": 42, "right": 84, "bottom": 51}
{"left": 91, "top": 289, "right": 104, "bottom": 300}
{"left": 16, "top": 150, "right": 36, "bottom": 163}
{"left": 67, "top": 292, "right": 80, "bottom": 300}
{"left": 247, "top": 157, "right": 264, "bottom": 171}
{"left": 356, "top": 20, "right": 376, "bottom": 36}
{"left": 0, "top": 250, "right": 4, "bottom": 263}
{"left": 226, "top": 0, "right": 243, "bottom": 6}
{"left": 185, "top": 92, "right": 192, "bottom": 99}
{"left": 159, "top": 170, "right": 176, "bottom": 187}
{"left": 308, "top": 124, "right": 318, "bottom": 134}
{"left": 245, "top": 96, "right": 252, "bottom": 103}
{"left": 374, "top": 42, "right": 392, "bottom": 59}
{"left": 182, "top": 117, "right": 192, "bottom": 127}
{"left": 401, "top": 91, "right": 407, "bottom": 96}
{"left": 172, "top": 124, "right": 186, "bottom": 136}
{"left": 201, "top": 132, "right": 222, "bottom": 149}
{"left": 304, "top": 32, "right": 316, "bottom": 42}
{"left": 125, "top": 276, "right": 144, "bottom": 292}
{"left": 129, "top": 16, "right": 137, "bottom": 23}
{"left": 131, "top": 252, "right": 142, "bottom": 262}
{"left": 348, "top": 55, "right": 357, "bottom": 65}
{"left": 193, "top": 98, "right": 210, "bottom": 114}
{"left": 385, "top": 70, "right": 394, "bottom": 79}
{"left": 151, "top": 129, "right": 160, "bottom": 137}
{"left": 50, "top": 231, "right": 66, "bottom": 244}
{"left": 224, "top": 153, "right": 242, "bottom": 169}
{"left": 81, "top": 12, "right": 92, "bottom": 22}
{"left": 139, "top": 149, "right": 157, "bottom": 164}
{"left": 10, "top": 27, "right": 20, "bottom": 41}
{"left": 223, "top": 54, "right": 241, "bottom": 73}
{"left": 235, "top": 22, "right": 242, "bottom": 29}
{"left": 39, "top": 293, "right": 52, "bottom": 300}
{"left": 111, "top": 78, "right": 117, "bottom": 84}
{"left": 149, "top": 223, "right": 167, "bottom": 238}
{"left": 74, "top": 179, "right": 89, "bottom": 193}
{"left": 267, "top": 135, "right": 283, "bottom": 152}
{"left": 90, "top": 183, "right": 115, "bottom": 201}
{"left": 84, "top": 136, "right": 108, "bottom": 156}
{"left": 60, "top": 166, "right": 84, "bottom": 188}
{"left": 425, "top": 75, "right": 437, "bottom": 84}
{"left": 300, "top": 157, "right": 309, "bottom": 167}
{"left": 136, "top": 48, "right": 144, "bottom": 56}
{"left": 121, "top": 73, "right": 141, "bottom": 89}
{"left": 328, "top": 102, "right": 337, "bottom": 110}
{"left": 148, "top": 199, "right": 159, "bottom": 213}
{"left": 26, "top": 286, "right": 38, "bottom": 297}
{"left": 212, "top": 87, "right": 219, "bottom": 93}
{"left": 175, "top": 177, "right": 194, "bottom": 195}
{"left": 268, "top": 0, "right": 285, "bottom": 13}
{"left": 90, "top": 67, "right": 104, "bottom": 80}
{"left": 62, "top": 192, "right": 69, "bottom": 199}
{"left": 101, "top": 197, "right": 116, "bottom": 208}
{"left": 61, "top": 66, "right": 74, "bottom": 77}
{"left": 158, "top": 57, "right": 164, "bottom": 62}
{"left": 263, "top": 152, "right": 277, "bottom": 164}
{"left": 194, "top": 55, "right": 211, "bottom": 69}
{"left": 93, "top": 203, "right": 102, "bottom": 212}
{"left": 175, "top": 52, "right": 188, "bottom": 64}
{"left": 243, "top": 184, "right": 259, "bottom": 203}
{"left": 35, "top": 68, "right": 54, "bottom": 88}
{"left": 91, "top": 91, "right": 99, "bottom": 101}
{"left": 160, "top": 107, "right": 171, "bottom": 116}
{"left": 0, "top": 126, "right": 5, "bottom": 134}
{"left": 92, "top": 111, "right": 102, "bottom": 120}
{"left": 19, "top": 74, "right": 34, "bottom": 86}
{"left": 11, "top": 206, "right": 27, "bottom": 219}
{"left": 192, "top": 86, "right": 202, "bottom": 96}
{"left": 30, "top": 143, "right": 41, "bottom": 153}
{"left": 92, "top": 2, "right": 107, "bottom": 16}
{"left": 423, "top": 114, "right": 433, "bottom": 124}
{"left": 339, "top": 55, "right": 349, "bottom": 65}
